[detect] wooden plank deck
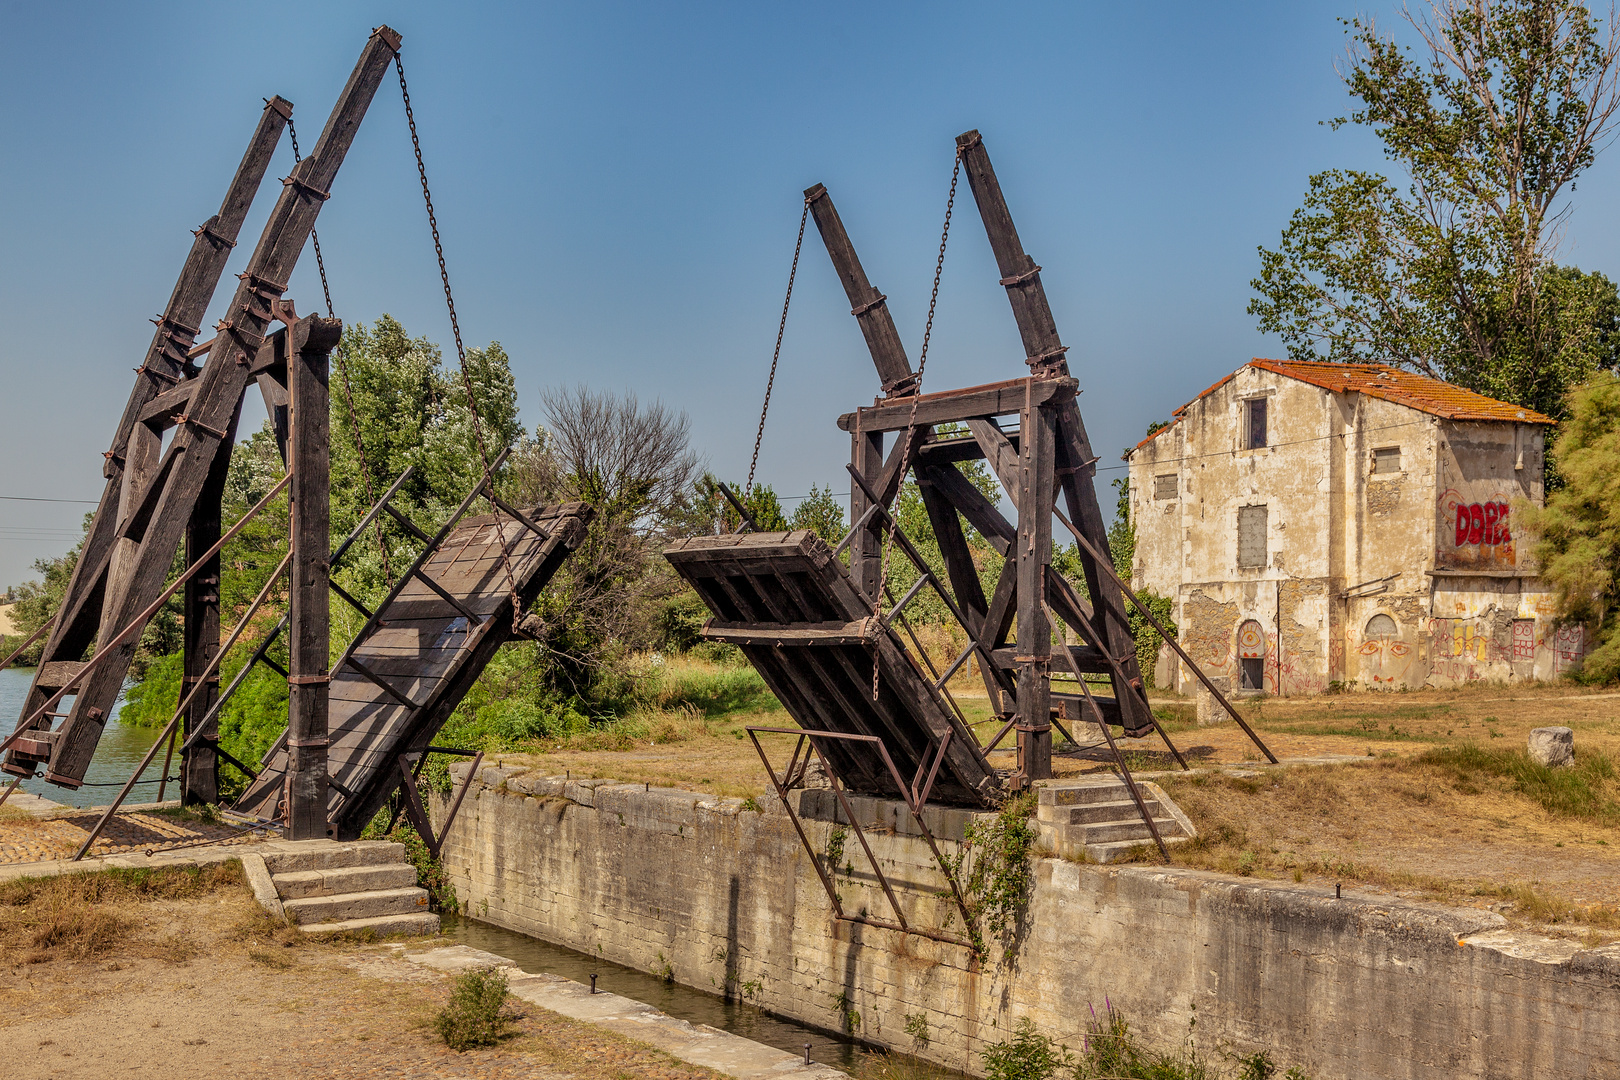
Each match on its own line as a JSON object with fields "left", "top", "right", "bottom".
{"left": 663, "top": 530, "right": 1002, "bottom": 807}
{"left": 233, "top": 500, "right": 591, "bottom": 838}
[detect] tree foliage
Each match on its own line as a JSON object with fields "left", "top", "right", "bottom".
{"left": 1250, "top": 0, "right": 1620, "bottom": 444}
{"left": 1521, "top": 373, "right": 1620, "bottom": 681}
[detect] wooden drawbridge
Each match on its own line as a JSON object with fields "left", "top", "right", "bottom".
{"left": 234, "top": 495, "right": 591, "bottom": 840}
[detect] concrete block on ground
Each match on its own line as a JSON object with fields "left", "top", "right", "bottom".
{"left": 1528, "top": 726, "right": 1574, "bottom": 768}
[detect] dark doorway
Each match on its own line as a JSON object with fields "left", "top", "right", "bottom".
{"left": 1240, "top": 657, "right": 1265, "bottom": 690}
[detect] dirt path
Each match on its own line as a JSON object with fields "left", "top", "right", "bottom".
{"left": 0, "top": 876, "right": 725, "bottom": 1080}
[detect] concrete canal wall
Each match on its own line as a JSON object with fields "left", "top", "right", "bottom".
{"left": 437, "top": 763, "right": 1620, "bottom": 1079}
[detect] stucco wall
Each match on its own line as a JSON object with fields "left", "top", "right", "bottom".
{"left": 438, "top": 765, "right": 1620, "bottom": 1080}
{"left": 1128, "top": 364, "right": 1570, "bottom": 691}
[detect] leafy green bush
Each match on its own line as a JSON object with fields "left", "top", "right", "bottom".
{"left": 941, "top": 792, "right": 1038, "bottom": 959}
{"left": 982, "top": 1018, "right": 1072, "bottom": 1080}
{"left": 434, "top": 966, "right": 513, "bottom": 1050}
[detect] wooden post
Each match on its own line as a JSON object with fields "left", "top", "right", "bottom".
{"left": 181, "top": 415, "right": 239, "bottom": 804}
{"left": 1016, "top": 401, "right": 1055, "bottom": 781}
{"left": 849, "top": 427, "right": 885, "bottom": 601}
{"left": 286, "top": 319, "right": 337, "bottom": 838}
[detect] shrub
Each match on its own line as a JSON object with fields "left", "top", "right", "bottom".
{"left": 434, "top": 966, "right": 514, "bottom": 1050}
{"left": 981, "top": 1018, "right": 1072, "bottom": 1080}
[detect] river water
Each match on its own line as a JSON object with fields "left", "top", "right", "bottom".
{"left": 0, "top": 667, "right": 164, "bottom": 808}
{"left": 441, "top": 915, "right": 968, "bottom": 1078}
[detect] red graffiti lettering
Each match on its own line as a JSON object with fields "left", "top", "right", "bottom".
{"left": 1455, "top": 508, "right": 1469, "bottom": 546}
{"left": 1482, "top": 502, "right": 1499, "bottom": 544}
{"left": 1467, "top": 503, "right": 1484, "bottom": 544}
{"left": 1496, "top": 502, "right": 1510, "bottom": 544}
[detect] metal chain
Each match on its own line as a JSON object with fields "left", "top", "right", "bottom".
{"left": 286, "top": 119, "right": 335, "bottom": 318}
{"left": 745, "top": 200, "right": 809, "bottom": 501}
{"left": 288, "top": 117, "right": 393, "bottom": 587}
{"left": 873, "top": 148, "right": 961, "bottom": 700}
{"left": 395, "top": 52, "right": 523, "bottom": 627}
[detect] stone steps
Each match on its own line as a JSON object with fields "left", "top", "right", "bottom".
{"left": 243, "top": 839, "right": 439, "bottom": 936}
{"left": 1035, "top": 779, "right": 1196, "bottom": 863}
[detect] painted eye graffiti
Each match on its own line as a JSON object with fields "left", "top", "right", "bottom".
{"left": 1388, "top": 641, "right": 1411, "bottom": 657}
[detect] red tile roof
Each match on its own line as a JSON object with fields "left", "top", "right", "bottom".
{"left": 1131, "top": 359, "right": 1553, "bottom": 455}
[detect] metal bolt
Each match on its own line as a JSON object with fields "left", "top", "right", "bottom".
{"left": 590, "top": 973, "right": 598, "bottom": 994}
{"left": 804, "top": 1044, "right": 812, "bottom": 1066}
{"left": 1336, "top": 882, "right": 1341, "bottom": 899}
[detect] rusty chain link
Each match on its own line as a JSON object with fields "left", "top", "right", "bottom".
{"left": 744, "top": 200, "right": 809, "bottom": 504}
{"left": 288, "top": 116, "right": 393, "bottom": 587}
{"left": 873, "top": 147, "right": 961, "bottom": 700}
{"left": 395, "top": 52, "right": 523, "bottom": 628}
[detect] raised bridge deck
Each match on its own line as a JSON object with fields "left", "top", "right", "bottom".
{"left": 664, "top": 530, "right": 1000, "bottom": 807}
{"left": 235, "top": 501, "right": 592, "bottom": 838}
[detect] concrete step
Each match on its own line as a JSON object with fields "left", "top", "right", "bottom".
{"left": 272, "top": 863, "right": 418, "bottom": 900}
{"left": 1042, "top": 798, "right": 1165, "bottom": 826}
{"left": 1087, "top": 836, "right": 1193, "bottom": 864}
{"left": 1081, "top": 818, "right": 1185, "bottom": 845}
{"left": 282, "top": 886, "right": 430, "bottom": 925}
{"left": 260, "top": 840, "right": 406, "bottom": 876}
{"left": 1038, "top": 783, "right": 1138, "bottom": 809}
{"left": 298, "top": 912, "right": 440, "bottom": 937}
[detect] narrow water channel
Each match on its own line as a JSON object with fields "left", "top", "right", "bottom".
{"left": 0, "top": 667, "right": 163, "bottom": 809}
{"left": 441, "top": 915, "right": 969, "bottom": 1079}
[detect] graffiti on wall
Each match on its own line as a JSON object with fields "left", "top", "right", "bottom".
{"left": 1437, "top": 488, "right": 1516, "bottom": 570}
{"left": 1358, "top": 637, "right": 1413, "bottom": 684}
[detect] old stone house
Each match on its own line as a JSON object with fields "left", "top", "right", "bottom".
{"left": 1125, "top": 359, "right": 1580, "bottom": 694}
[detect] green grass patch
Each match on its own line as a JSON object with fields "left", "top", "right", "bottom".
{"left": 1416, "top": 744, "right": 1620, "bottom": 823}
{"left": 645, "top": 660, "right": 781, "bottom": 718}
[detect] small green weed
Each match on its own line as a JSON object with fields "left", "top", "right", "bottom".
{"left": 940, "top": 792, "right": 1039, "bottom": 960}
{"left": 982, "top": 1017, "right": 1072, "bottom": 1080}
{"left": 434, "top": 966, "right": 515, "bottom": 1051}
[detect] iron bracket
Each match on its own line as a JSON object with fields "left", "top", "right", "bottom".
{"left": 746, "top": 725, "right": 979, "bottom": 951}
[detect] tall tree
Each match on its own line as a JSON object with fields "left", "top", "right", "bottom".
{"left": 1520, "top": 372, "right": 1620, "bottom": 680}
{"left": 1250, "top": 0, "right": 1620, "bottom": 439}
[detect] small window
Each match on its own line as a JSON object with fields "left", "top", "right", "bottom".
{"left": 1372, "top": 447, "right": 1401, "bottom": 474}
{"left": 1237, "top": 505, "right": 1268, "bottom": 568}
{"left": 1154, "top": 473, "right": 1177, "bottom": 500}
{"left": 1365, "top": 613, "right": 1397, "bottom": 639}
{"left": 1245, "top": 398, "right": 1268, "bottom": 450}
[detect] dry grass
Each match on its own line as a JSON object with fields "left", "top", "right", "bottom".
{"left": 2, "top": 879, "right": 730, "bottom": 1080}
{"left": 1146, "top": 754, "right": 1620, "bottom": 939}
{"left": 0, "top": 862, "right": 246, "bottom": 965}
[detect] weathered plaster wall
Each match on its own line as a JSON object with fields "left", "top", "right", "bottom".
{"left": 439, "top": 765, "right": 1620, "bottom": 1080}
{"left": 1129, "top": 365, "right": 1573, "bottom": 691}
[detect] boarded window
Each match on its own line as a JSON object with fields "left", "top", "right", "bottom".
{"left": 1365, "top": 613, "right": 1397, "bottom": 639}
{"left": 1372, "top": 446, "right": 1401, "bottom": 473}
{"left": 1237, "top": 505, "right": 1268, "bottom": 568}
{"left": 1246, "top": 398, "right": 1267, "bottom": 450}
{"left": 1154, "top": 473, "right": 1177, "bottom": 500}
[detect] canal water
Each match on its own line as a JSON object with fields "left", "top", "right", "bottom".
{"left": 442, "top": 914, "right": 968, "bottom": 1079}
{"left": 0, "top": 666, "right": 164, "bottom": 808}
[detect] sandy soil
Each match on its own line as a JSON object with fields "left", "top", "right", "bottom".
{"left": 1, "top": 881, "right": 725, "bottom": 1080}
{"left": 0, "top": 807, "right": 259, "bottom": 866}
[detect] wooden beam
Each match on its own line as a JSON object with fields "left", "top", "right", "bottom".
{"left": 701, "top": 620, "right": 877, "bottom": 646}
{"left": 927, "top": 464, "right": 1014, "bottom": 556}
{"left": 180, "top": 402, "right": 240, "bottom": 805}
{"left": 914, "top": 468, "right": 987, "bottom": 637}
{"left": 838, "top": 376, "right": 1075, "bottom": 433}
{"left": 804, "top": 184, "right": 914, "bottom": 395}
{"left": 1014, "top": 399, "right": 1055, "bottom": 780}
{"left": 954, "top": 130, "right": 1069, "bottom": 378}
{"left": 287, "top": 322, "right": 332, "bottom": 838}
{"left": 966, "top": 418, "right": 1022, "bottom": 503}
{"left": 5, "top": 97, "right": 291, "bottom": 781}
{"left": 39, "top": 26, "right": 397, "bottom": 787}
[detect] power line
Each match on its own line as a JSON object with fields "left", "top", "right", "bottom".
{"left": 0, "top": 495, "right": 98, "bottom": 505}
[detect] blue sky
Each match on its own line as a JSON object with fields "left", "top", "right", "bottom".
{"left": 3, "top": 1, "right": 1620, "bottom": 587}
